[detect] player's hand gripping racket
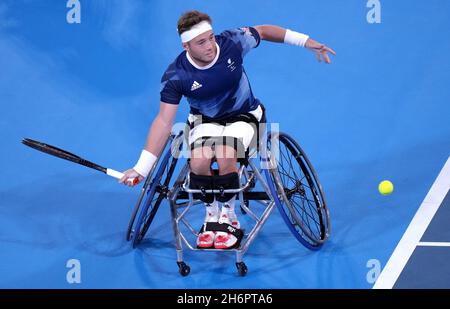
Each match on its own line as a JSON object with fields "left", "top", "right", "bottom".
{"left": 22, "top": 138, "right": 139, "bottom": 185}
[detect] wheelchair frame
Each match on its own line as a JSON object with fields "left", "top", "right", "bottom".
{"left": 126, "top": 128, "right": 330, "bottom": 277}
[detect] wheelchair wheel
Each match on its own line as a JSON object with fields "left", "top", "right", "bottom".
{"left": 126, "top": 171, "right": 154, "bottom": 241}
{"left": 128, "top": 132, "right": 183, "bottom": 248}
{"left": 264, "top": 132, "right": 330, "bottom": 249}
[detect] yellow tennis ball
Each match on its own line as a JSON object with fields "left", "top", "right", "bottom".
{"left": 379, "top": 180, "right": 394, "bottom": 195}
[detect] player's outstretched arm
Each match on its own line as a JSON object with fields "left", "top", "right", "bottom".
{"left": 254, "top": 24, "right": 336, "bottom": 64}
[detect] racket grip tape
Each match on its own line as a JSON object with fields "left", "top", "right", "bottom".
{"left": 106, "top": 169, "right": 139, "bottom": 185}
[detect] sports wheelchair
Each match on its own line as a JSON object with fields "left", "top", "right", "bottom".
{"left": 126, "top": 122, "right": 330, "bottom": 277}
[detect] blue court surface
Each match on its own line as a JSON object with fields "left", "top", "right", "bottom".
{"left": 1, "top": 1, "right": 449, "bottom": 289}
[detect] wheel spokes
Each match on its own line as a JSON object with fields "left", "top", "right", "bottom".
{"left": 271, "top": 133, "right": 328, "bottom": 244}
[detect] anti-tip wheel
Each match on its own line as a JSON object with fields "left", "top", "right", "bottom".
{"left": 177, "top": 262, "right": 190, "bottom": 277}
{"left": 236, "top": 262, "right": 248, "bottom": 277}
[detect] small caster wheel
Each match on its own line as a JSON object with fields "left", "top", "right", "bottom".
{"left": 236, "top": 262, "right": 248, "bottom": 277}
{"left": 240, "top": 200, "right": 249, "bottom": 214}
{"left": 177, "top": 261, "right": 190, "bottom": 277}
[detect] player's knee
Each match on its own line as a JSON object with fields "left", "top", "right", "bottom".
{"left": 215, "top": 144, "right": 236, "bottom": 159}
{"left": 189, "top": 160, "right": 210, "bottom": 175}
{"left": 189, "top": 152, "right": 212, "bottom": 174}
{"left": 217, "top": 159, "right": 238, "bottom": 175}
{"left": 217, "top": 137, "right": 246, "bottom": 161}
{"left": 215, "top": 145, "right": 238, "bottom": 174}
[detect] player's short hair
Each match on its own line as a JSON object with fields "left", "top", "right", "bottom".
{"left": 177, "top": 10, "right": 212, "bottom": 36}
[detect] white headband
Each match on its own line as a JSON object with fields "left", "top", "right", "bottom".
{"left": 180, "top": 20, "right": 213, "bottom": 43}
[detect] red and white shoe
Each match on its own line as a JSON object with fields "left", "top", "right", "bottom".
{"left": 197, "top": 230, "right": 215, "bottom": 248}
{"left": 214, "top": 213, "right": 240, "bottom": 249}
{"left": 197, "top": 211, "right": 218, "bottom": 248}
{"left": 228, "top": 212, "right": 241, "bottom": 229}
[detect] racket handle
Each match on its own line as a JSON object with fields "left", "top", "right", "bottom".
{"left": 106, "top": 169, "right": 139, "bottom": 185}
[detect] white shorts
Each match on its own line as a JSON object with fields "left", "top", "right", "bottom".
{"left": 187, "top": 105, "right": 264, "bottom": 151}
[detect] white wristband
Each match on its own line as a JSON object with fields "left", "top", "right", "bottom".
{"left": 133, "top": 149, "right": 157, "bottom": 178}
{"left": 284, "top": 29, "right": 310, "bottom": 48}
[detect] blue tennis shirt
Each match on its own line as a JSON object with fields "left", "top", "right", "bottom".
{"left": 160, "top": 27, "right": 261, "bottom": 120}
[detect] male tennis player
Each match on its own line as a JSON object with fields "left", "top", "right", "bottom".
{"left": 120, "top": 10, "right": 335, "bottom": 249}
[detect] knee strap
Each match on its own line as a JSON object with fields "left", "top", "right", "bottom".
{"left": 189, "top": 172, "right": 214, "bottom": 203}
{"left": 214, "top": 172, "right": 240, "bottom": 203}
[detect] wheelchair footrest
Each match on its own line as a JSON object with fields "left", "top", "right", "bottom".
{"left": 197, "top": 222, "right": 244, "bottom": 250}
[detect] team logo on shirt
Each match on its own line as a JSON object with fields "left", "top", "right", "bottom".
{"left": 227, "top": 58, "right": 236, "bottom": 72}
{"left": 191, "top": 80, "right": 203, "bottom": 91}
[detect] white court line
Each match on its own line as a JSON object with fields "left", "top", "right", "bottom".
{"left": 418, "top": 242, "right": 450, "bottom": 247}
{"left": 373, "top": 156, "right": 450, "bottom": 289}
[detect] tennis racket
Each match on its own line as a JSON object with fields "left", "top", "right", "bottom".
{"left": 22, "top": 138, "right": 139, "bottom": 185}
